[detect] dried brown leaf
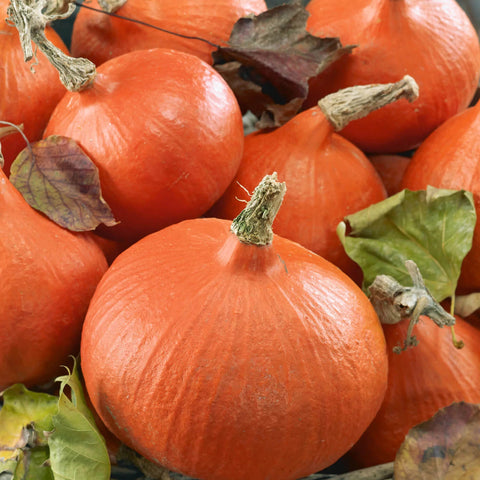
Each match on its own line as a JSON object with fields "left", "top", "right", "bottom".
{"left": 394, "top": 402, "right": 480, "bottom": 479}
{"left": 213, "top": 2, "right": 355, "bottom": 127}
{"left": 9, "top": 135, "right": 118, "bottom": 232}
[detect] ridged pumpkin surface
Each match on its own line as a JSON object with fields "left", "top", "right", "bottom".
{"left": 81, "top": 217, "right": 388, "bottom": 480}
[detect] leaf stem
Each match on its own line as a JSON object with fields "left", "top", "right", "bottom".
{"left": 448, "top": 295, "right": 465, "bottom": 349}
{"left": 72, "top": 0, "right": 221, "bottom": 48}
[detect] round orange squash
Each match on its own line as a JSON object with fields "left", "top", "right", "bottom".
{"left": 80, "top": 175, "right": 388, "bottom": 480}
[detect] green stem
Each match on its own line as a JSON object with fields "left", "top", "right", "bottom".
{"left": 231, "top": 173, "right": 286, "bottom": 246}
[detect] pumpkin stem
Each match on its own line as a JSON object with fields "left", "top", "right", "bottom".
{"left": 318, "top": 75, "right": 419, "bottom": 131}
{"left": 7, "top": 0, "right": 96, "bottom": 92}
{"left": 368, "top": 260, "right": 456, "bottom": 353}
{"left": 231, "top": 173, "right": 286, "bottom": 246}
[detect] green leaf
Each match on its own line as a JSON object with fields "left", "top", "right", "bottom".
{"left": 337, "top": 187, "right": 476, "bottom": 301}
{"left": 0, "top": 384, "right": 57, "bottom": 478}
{"left": 48, "top": 362, "right": 110, "bottom": 480}
{"left": 0, "top": 385, "right": 57, "bottom": 458}
{"left": 394, "top": 402, "right": 480, "bottom": 479}
{"left": 9, "top": 135, "right": 118, "bottom": 232}
{"left": 11, "top": 448, "right": 52, "bottom": 480}
{"left": 0, "top": 361, "right": 111, "bottom": 480}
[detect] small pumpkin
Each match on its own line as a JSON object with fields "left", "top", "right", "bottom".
{"left": 304, "top": 0, "right": 480, "bottom": 153}
{"left": 70, "top": 0, "right": 267, "bottom": 66}
{"left": 347, "top": 313, "right": 480, "bottom": 468}
{"left": 0, "top": 166, "right": 108, "bottom": 390}
{"left": 400, "top": 100, "right": 480, "bottom": 293}
{"left": 0, "top": 0, "right": 68, "bottom": 175}
{"left": 43, "top": 47, "right": 244, "bottom": 244}
{"left": 209, "top": 76, "right": 418, "bottom": 282}
{"left": 80, "top": 174, "right": 388, "bottom": 480}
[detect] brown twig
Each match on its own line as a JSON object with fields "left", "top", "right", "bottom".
{"left": 301, "top": 462, "right": 394, "bottom": 480}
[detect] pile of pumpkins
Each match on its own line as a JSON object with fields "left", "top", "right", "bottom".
{"left": 2, "top": 0, "right": 480, "bottom": 478}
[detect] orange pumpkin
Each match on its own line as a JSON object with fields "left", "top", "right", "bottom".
{"left": 44, "top": 48, "right": 244, "bottom": 244}
{"left": 80, "top": 175, "right": 388, "bottom": 480}
{"left": 0, "top": 0, "right": 68, "bottom": 175}
{"left": 347, "top": 314, "right": 480, "bottom": 467}
{"left": 0, "top": 167, "right": 108, "bottom": 389}
{"left": 209, "top": 77, "right": 419, "bottom": 282}
{"left": 70, "top": 0, "right": 267, "bottom": 66}
{"left": 401, "top": 100, "right": 480, "bottom": 293}
{"left": 368, "top": 154, "right": 411, "bottom": 196}
{"left": 305, "top": 0, "right": 480, "bottom": 153}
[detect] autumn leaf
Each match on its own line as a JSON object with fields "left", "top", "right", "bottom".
{"left": 395, "top": 402, "right": 480, "bottom": 479}
{"left": 213, "top": 2, "right": 354, "bottom": 128}
{"left": 9, "top": 135, "right": 118, "bottom": 232}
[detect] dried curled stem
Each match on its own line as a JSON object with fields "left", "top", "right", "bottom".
{"left": 7, "top": 0, "right": 96, "bottom": 91}
{"left": 368, "top": 260, "right": 456, "bottom": 353}
{"left": 318, "top": 75, "right": 419, "bottom": 131}
{"left": 231, "top": 173, "right": 286, "bottom": 246}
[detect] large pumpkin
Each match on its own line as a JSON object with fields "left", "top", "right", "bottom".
{"left": 80, "top": 175, "right": 388, "bottom": 480}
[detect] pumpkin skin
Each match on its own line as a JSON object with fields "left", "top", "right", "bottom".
{"left": 0, "top": 167, "right": 108, "bottom": 390}
{"left": 368, "top": 154, "right": 411, "bottom": 197}
{"left": 44, "top": 48, "right": 244, "bottom": 244}
{"left": 208, "top": 106, "right": 387, "bottom": 283}
{"left": 400, "top": 102, "right": 480, "bottom": 293}
{"left": 0, "top": 0, "right": 68, "bottom": 175}
{"left": 304, "top": 0, "right": 480, "bottom": 153}
{"left": 80, "top": 217, "right": 388, "bottom": 480}
{"left": 70, "top": 0, "right": 267, "bottom": 66}
{"left": 347, "top": 315, "right": 480, "bottom": 468}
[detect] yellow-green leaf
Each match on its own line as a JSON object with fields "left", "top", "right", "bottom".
{"left": 338, "top": 187, "right": 477, "bottom": 301}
